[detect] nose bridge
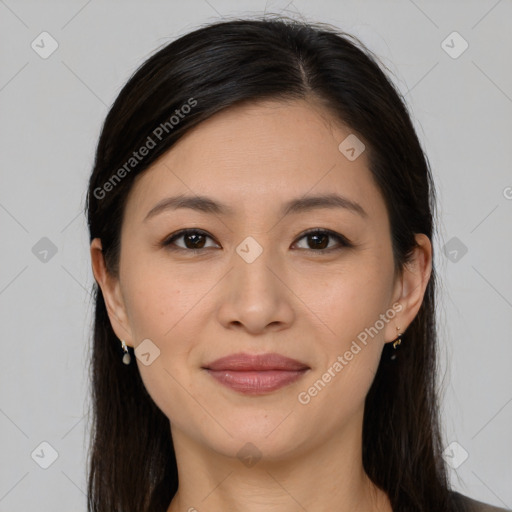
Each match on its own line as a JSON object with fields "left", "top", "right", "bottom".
{"left": 232, "top": 234, "right": 276, "bottom": 292}
{"left": 215, "top": 233, "right": 294, "bottom": 333}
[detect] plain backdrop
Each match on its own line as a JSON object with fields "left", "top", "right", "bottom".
{"left": 0, "top": 1, "right": 511, "bottom": 510}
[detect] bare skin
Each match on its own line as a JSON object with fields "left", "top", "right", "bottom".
{"left": 91, "top": 98, "right": 431, "bottom": 512}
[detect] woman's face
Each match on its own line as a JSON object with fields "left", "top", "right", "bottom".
{"left": 93, "top": 98, "right": 429, "bottom": 462}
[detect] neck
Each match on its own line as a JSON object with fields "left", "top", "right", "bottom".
{"left": 166, "top": 410, "right": 391, "bottom": 512}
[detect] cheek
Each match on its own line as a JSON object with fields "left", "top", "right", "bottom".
{"left": 298, "top": 274, "right": 392, "bottom": 419}
{"left": 121, "top": 257, "right": 195, "bottom": 341}
{"left": 119, "top": 258, "right": 211, "bottom": 413}
{"left": 296, "top": 271, "right": 389, "bottom": 422}
{"left": 123, "top": 278, "right": 206, "bottom": 430}
{"left": 306, "top": 264, "right": 392, "bottom": 348}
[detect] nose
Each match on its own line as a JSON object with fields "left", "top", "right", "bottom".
{"left": 216, "top": 240, "right": 295, "bottom": 335}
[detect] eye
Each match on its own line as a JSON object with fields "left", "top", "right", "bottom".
{"left": 162, "top": 229, "right": 219, "bottom": 252}
{"left": 292, "top": 229, "right": 352, "bottom": 252}
{"left": 161, "top": 228, "right": 352, "bottom": 254}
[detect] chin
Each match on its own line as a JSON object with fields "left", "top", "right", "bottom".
{"left": 205, "top": 413, "right": 309, "bottom": 460}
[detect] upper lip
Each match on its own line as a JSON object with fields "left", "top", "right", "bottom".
{"left": 203, "top": 352, "right": 309, "bottom": 371}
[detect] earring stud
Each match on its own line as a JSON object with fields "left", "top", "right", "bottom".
{"left": 392, "top": 326, "right": 402, "bottom": 349}
{"left": 121, "top": 339, "right": 131, "bottom": 365}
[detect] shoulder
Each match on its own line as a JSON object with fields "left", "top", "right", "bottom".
{"left": 451, "top": 491, "right": 511, "bottom": 512}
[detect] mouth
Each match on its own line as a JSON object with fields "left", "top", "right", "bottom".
{"left": 202, "top": 352, "right": 310, "bottom": 395}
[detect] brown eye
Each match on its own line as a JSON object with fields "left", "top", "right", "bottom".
{"left": 306, "top": 232, "right": 329, "bottom": 249}
{"left": 293, "top": 229, "right": 352, "bottom": 252}
{"left": 163, "top": 229, "right": 219, "bottom": 251}
{"left": 161, "top": 228, "right": 352, "bottom": 254}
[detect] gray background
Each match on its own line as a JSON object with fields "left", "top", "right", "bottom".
{"left": 1, "top": 0, "right": 511, "bottom": 510}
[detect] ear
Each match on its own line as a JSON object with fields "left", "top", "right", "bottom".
{"left": 385, "top": 233, "right": 432, "bottom": 344}
{"left": 90, "top": 238, "right": 134, "bottom": 347}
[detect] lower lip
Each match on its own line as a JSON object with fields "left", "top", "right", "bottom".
{"left": 204, "top": 369, "right": 308, "bottom": 395}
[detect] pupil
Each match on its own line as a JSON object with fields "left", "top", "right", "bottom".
{"left": 186, "top": 233, "right": 205, "bottom": 249}
{"left": 310, "top": 233, "right": 328, "bottom": 249}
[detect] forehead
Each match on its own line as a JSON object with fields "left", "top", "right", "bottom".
{"left": 124, "top": 99, "right": 386, "bottom": 223}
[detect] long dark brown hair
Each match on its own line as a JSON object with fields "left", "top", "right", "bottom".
{"left": 85, "top": 16, "right": 466, "bottom": 512}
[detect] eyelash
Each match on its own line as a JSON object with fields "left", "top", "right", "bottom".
{"left": 161, "top": 228, "right": 353, "bottom": 254}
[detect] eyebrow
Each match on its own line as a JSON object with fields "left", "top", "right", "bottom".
{"left": 143, "top": 192, "right": 368, "bottom": 222}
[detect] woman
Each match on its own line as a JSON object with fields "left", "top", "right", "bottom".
{"left": 85, "top": 17, "right": 509, "bottom": 512}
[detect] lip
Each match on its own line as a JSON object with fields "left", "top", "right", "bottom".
{"left": 202, "top": 353, "right": 310, "bottom": 395}
{"left": 203, "top": 352, "right": 309, "bottom": 371}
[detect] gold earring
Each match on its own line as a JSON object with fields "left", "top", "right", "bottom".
{"left": 121, "top": 339, "right": 131, "bottom": 365}
{"left": 392, "top": 326, "right": 402, "bottom": 349}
